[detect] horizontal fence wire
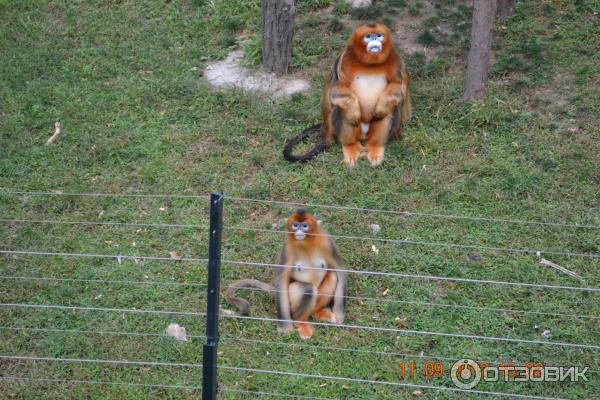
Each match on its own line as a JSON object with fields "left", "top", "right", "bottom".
{"left": 226, "top": 196, "right": 600, "bottom": 230}
{"left": 0, "top": 275, "right": 207, "bottom": 288}
{"left": 0, "top": 303, "right": 206, "bottom": 317}
{"left": 2, "top": 250, "right": 597, "bottom": 292}
{"left": 3, "top": 217, "right": 598, "bottom": 259}
{"left": 0, "top": 376, "right": 200, "bottom": 391}
{"left": 0, "top": 218, "right": 207, "bottom": 230}
{"left": 2, "top": 190, "right": 598, "bottom": 229}
{"left": 226, "top": 227, "right": 600, "bottom": 259}
{"left": 0, "top": 273, "right": 594, "bottom": 320}
{"left": 220, "top": 366, "right": 568, "bottom": 400}
{"left": 2, "top": 327, "right": 597, "bottom": 375}
{"left": 225, "top": 336, "right": 600, "bottom": 374}
{"left": 2, "top": 302, "right": 597, "bottom": 349}
{"left": 0, "top": 326, "right": 206, "bottom": 340}
{"left": 0, "top": 357, "right": 570, "bottom": 399}
{"left": 219, "top": 284, "right": 599, "bottom": 320}
{"left": 223, "top": 260, "right": 600, "bottom": 292}
{"left": 0, "top": 190, "right": 210, "bottom": 201}
{"left": 0, "top": 355, "right": 202, "bottom": 369}
{"left": 221, "top": 314, "right": 600, "bottom": 350}
{"left": 0, "top": 376, "right": 334, "bottom": 399}
{"left": 0, "top": 249, "right": 208, "bottom": 263}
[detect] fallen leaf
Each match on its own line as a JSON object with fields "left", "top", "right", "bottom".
{"left": 170, "top": 251, "right": 182, "bottom": 260}
{"left": 166, "top": 323, "right": 188, "bottom": 341}
{"left": 46, "top": 121, "right": 62, "bottom": 145}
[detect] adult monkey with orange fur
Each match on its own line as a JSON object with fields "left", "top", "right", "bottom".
{"left": 224, "top": 210, "right": 347, "bottom": 340}
{"left": 284, "top": 22, "right": 411, "bottom": 166}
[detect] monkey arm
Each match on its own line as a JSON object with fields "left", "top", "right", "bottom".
{"left": 275, "top": 263, "right": 294, "bottom": 333}
{"left": 327, "top": 244, "right": 347, "bottom": 324}
{"left": 372, "top": 81, "right": 404, "bottom": 120}
{"left": 331, "top": 269, "right": 347, "bottom": 323}
{"left": 328, "top": 83, "right": 361, "bottom": 126}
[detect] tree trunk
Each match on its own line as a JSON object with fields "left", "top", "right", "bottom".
{"left": 262, "top": 0, "right": 295, "bottom": 75}
{"left": 462, "top": 0, "right": 497, "bottom": 101}
{"left": 496, "top": 0, "right": 516, "bottom": 20}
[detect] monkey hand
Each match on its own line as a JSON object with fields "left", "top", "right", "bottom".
{"left": 331, "top": 312, "right": 344, "bottom": 324}
{"left": 342, "top": 101, "right": 361, "bottom": 126}
{"left": 330, "top": 88, "right": 361, "bottom": 126}
{"left": 372, "top": 97, "right": 398, "bottom": 120}
{"left": 277, "top": 323, "right": 294, "bottom": 334}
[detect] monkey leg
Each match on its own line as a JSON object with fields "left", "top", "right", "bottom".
{"left": 365, "top": 115, "right": 392, "bottom": 166}
{"left": 312, "top": 272, "right": 338, "bottom": 323}
{"left": 289, "top": 282, "right": 317, "bottom": 340}
{"left": 335, "top": 116, "right": 363, "bottom": 168}
{"left": 329, "top": 106, "right": 363, "bottom": 167}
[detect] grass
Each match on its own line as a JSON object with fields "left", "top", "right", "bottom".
{"left": 1, "top": 0, "right": 599, "bottom": 399}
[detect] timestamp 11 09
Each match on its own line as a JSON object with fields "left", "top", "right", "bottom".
{"left": 400, "top": 361, "right": 445, "bottom": 379}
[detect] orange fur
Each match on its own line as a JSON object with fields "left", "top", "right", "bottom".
{"left": 224, "top": 211, "right": 347, "bottom": 340}
{"left": 286, "top": 212, "right": 328, "bottom": 250}
{"left": 321, "top": 22, "right": 412, "bottom": 167}
{"left": 276, "top": 210, "right": 347, "bottom": 339}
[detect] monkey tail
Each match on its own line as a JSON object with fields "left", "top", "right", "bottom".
{"left": 400, "top": 71, "right": 412, "bottom": 124}
{"left": 401, "top": 90, "right": 412, "bottom": 124}
{"left": 223, "top": 279, "right": 275, "bottom": 316}
{"left": 283, "top": 123, "right": 327, "bottom": 163}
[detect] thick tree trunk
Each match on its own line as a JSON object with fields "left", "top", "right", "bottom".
{"left": 262, "top": 0, "right": 295, "bottom": 75}
{"left": 462, "top": 0, "right": 497, "bottom": 101}
{"left": 496, "top": 0, "right": 516, "bottom": 20}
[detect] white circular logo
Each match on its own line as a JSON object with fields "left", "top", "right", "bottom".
{"left": 451, "top": 359, "right": 481, "bottom": 389}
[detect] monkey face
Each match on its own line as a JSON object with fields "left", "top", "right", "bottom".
{"left": 363, "top": 31, "right": 384, "bottom": 53}
{"left": 291, "top": 220, "right": 310, "bottom": 240}
{"left": 350, "top": 23, "right": 393, "bottom": 64}
{"left": 287, "top": 210, "right": 320, "bottom": 242}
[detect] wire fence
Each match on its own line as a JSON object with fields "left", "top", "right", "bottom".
{"left": 1, "top": 190, "right": 598, "bottom": 399}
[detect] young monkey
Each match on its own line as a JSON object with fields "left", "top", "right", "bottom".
{"left": 284, "top": 22, "right": 411, "bottom": 166}
{"left": 224, "top": 210, "right": 347, "bottom": 340}
{"left": 276, "top": 209, "right": 347, "bottom": 339}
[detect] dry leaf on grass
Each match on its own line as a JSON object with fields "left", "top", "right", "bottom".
{"left": 46, "top": 122, "right": 62, "bottom": 145}
{"left": 166, "top": 323, "right": 188, "bottom": 341}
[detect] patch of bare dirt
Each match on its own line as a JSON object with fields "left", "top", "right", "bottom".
{"left": 204, "top": 51, "right": 310, "bottom": 96}
{"left": 393, "top": 1, "right": 439, "bottom": 56}
{"left": 522, "top": 73, "right": 574, "bottom": 115}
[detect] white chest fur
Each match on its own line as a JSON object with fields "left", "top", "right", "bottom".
{"left": 291, "top": 252, "right": 328, "bottom": 284}
{"left": 350, "top": 74, "right": 387, "bottom": 120}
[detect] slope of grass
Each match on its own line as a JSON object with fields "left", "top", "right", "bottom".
{"left": 1, "top": 0, "right": 598, "bottom": 399}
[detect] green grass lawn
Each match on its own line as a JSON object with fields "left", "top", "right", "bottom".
{"left": 1, "top": 0, "right": 599, "bottom": 398}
